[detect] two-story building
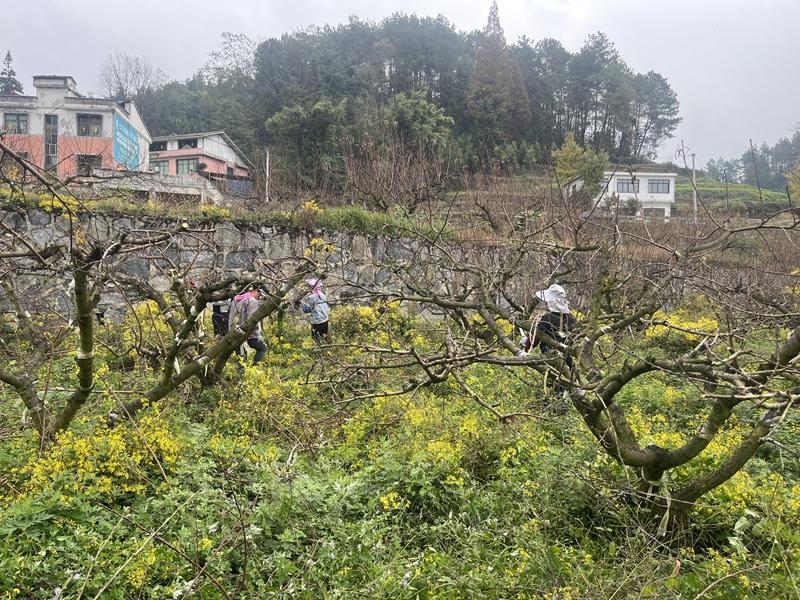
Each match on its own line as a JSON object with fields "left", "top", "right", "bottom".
{"left": 148, "top": 131, "right": 253, "bottom": 181}
{"left": 0, "top": 76, "right": 151, "bottom": 177}
{"left": 566, "top": 168, "right": 678, "bottom": 219}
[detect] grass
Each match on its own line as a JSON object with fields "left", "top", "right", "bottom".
{"left": 2, "top": 307, "right": 799, "bottom": 598}
{"left": 675, "top": 176, "right": 790, "bottom": 213}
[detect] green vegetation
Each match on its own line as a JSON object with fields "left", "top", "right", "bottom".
{"left": 553, "top": 132, "right": 609, "bottom": 198}
{"left": 2, "top": 302, "right": 800, "bottom": 597}
{"left": 706, "top": 131, "right": 800, "bottom": 192}
{"left": 674, "top": 176, "right": 791, "bottom": 216}
{"left": 91, "top": 3, "right": 680, "bottom": 189}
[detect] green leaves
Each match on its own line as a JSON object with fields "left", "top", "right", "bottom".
{"left": 553, "top": 132, "right": 609, "bottom": 198}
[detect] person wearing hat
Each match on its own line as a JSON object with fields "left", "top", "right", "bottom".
{"left": 519, "top": 284, "right": 576, "bottom": 397}
{"left": 301, "top": 277, "right": 330, "bottom": 343}
{"left": 519, "top": 284, "right": 576, "bottom": 357}
{"left": 228, "top": 286, "right": 268, "bottom": 364}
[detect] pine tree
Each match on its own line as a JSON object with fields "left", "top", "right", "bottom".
{"left": 0, "top": 51, "right": 24, "bottom": 95}
{"left": 509, "top": 57, "right": 531, "bottom": 135}
{"left": 466, "top": 2, "right": 530, "bottom": 155}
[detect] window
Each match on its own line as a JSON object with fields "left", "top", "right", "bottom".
{"left": 77, "top": 114, "right": 103, "bottom": 137}
{"left": 178, "top": 138, "right": 198, "bottom": 149}
{"left": 44, "top": 114, "right": 58, "bottom": 171}
{"left": 647, "top": 178, "right": 670, "bottom": 194}
{"left": 3, "top": 113, "right": 28, "bottom": 134}
{"left": 176, "top": 158, "right": 199, "bottom": 174}
{"left": 149, "top": 141, "right": 167, "bottom": 152}
{"left": 616, "top": 178, "right": 639, "bottom": 193}
{"left": 76, "top": 154, "right": 102, "bottom": 176}
{"left": 226, "top": 166, "right": 234, "bottom": 177}
{"left": 151, "top": 160, "right": 169, "bottom": 176}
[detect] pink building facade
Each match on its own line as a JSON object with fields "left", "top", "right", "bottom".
{"left": 148, "top": 132, "right": 252, "bottom": 180}
{"left": 0, "top": 76, "right": 151, "bottom": 178}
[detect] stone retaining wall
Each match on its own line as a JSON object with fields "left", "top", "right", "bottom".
{"left": 1, "top": 207, "right": 508, "bottom": 319}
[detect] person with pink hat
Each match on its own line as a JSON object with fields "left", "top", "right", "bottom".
{"left": 228, "top": 286, "right": 268, "bottom": 364}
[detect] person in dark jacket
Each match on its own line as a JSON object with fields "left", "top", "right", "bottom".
{"left": 519, "top": 284, "right": 576, "bottom": 395}
{"left": 519, "top": 284, "right": 575, "bottom": 354}
{"left": 211, "top": 298, "right": 231, "bottom": 338}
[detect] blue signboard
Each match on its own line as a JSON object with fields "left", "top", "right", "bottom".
{"left": 113, "top": 113, "right": 140, "bottom": 170}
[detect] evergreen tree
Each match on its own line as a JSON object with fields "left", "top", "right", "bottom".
{"left": 265, "top": 99, "right": 346, "bottom": 187}
{"left": 137, "top": 10, "right": 682, "bottom": 178}
{"left": 386, "top": 91, "right": 454, "bottom": 150}
{"left": 465, "top": 2, "right": 530, "bottom": 156}
{"left": 509, "top": 57, "right": 531, "bottom": 136}
{"left": 0, "top": 51, "right": 23, "bottom": 95}
{"left": 630, "top": 71, "right": 680, "bottom": 158}
{"left": 706, "top": 157, "right": 743, "bottom": 183}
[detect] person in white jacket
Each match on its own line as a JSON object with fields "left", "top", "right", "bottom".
{"left": 301, "top": 278, "right": 330, "bottom": 343}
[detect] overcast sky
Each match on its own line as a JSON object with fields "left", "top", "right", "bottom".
{"left": 6, "top": 0, "right": 799, "bottom": 165}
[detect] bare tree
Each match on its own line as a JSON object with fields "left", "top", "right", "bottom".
{"left": 99, "top": 53, "right": 166, "bottom": 98}
{"left": 323, "top": 181, "right": 800, "bottom": 534}
{"left": 201, "top": 32, "right": 258, "bottom": 85}
{"left": 0, "top": 138, "right": 315, "bottom": 445}
{"left": 341, "top": 133, "right": 458, "bottom": 215}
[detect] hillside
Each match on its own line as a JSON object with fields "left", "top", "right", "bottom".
{"left": 674, "top": 176, "right": 791, "bottom": 216}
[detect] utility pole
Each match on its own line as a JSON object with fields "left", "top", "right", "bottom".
{"left": 724, "top": 169, "right": 730, "bottom": 213}
{"left": 264, "top": 148, "right": 270, "bottom": 203}
{"left": 691, "top": 152, "right": 697, "bottom": 223}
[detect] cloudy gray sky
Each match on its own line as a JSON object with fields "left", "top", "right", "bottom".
{"left": 6, "top": 0, "right": 799, "bottom": 165}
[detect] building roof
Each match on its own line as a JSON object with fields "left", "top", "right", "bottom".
{"left": 33, "top": 74, "right": 78, "bottom": 81}
{"left": 0, "top": 95, "right": 37, "bottom": 101}
{"left": 604, "top": 165, "right": 678, "bottom": 176}
{"left": 151, "top": 131, "right": 254, "bottom": 169}
{"left": 565, "top": 166, "right": 678, "bottom": 187}
{"left": 152, "top": 130, "right": 228, "bottom": 141}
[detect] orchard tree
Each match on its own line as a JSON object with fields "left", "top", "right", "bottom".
{"left": 336, "top": 180, "right": 800, "bottom": 534}
{"left": 0, "top": 139, "right": 314, "bottom": 446}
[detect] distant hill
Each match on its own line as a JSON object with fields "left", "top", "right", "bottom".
{"left": 673, "top": 176, "right": 791, "bottom": 217}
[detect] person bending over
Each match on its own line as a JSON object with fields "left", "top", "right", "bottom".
{"left": 228, "top": 287, "right": 267, "bottom": 364}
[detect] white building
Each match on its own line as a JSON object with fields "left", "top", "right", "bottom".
{"left": 566, "top": 168, "right": 678, "bottom": 219}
